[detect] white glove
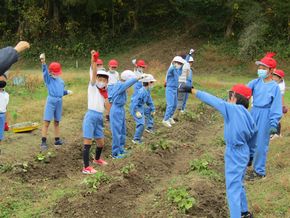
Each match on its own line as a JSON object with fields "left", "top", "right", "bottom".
{"left": 189, "top": 49, "right": 195, "bottom": 54}
{"left": 132, "top": 59, "right": 137, "bottom": 65}
{"left": 135, "top": 111, "right": 142, "bottom": 118}
{"left": 151, "top": 111, "right": 155, "bottom": 116}
{"left": 40, "top": 53, "right": 45, "bottom": 63}
{"left": 67, "top": 90, "right": 73, "bottom": 95}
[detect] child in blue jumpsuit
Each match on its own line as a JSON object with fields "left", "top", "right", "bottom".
{"left": 163, "top": 56, "right": 185, "bottom": 128}
{"left": 189, "top": 84, "right": 256, "bottom": 218}
{"left": 131, "top": 74, "right": 156, "bottom": 143}
{"left": 40, "top": 54, "right": 72, "bottom": 151}
{"left": 247, "top": 53, "right": 282, "bottom": 179}
{"left": 109, "top": 70, "right": 148, "bottom": 158}
{"left": 144, "top": 86, "right": 156, "bottom": 134}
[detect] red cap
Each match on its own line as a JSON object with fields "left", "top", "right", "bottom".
{"left": 231, "top": 84, "right": 252, "bottom": 99}
{"left": 49, "top": 62, "right": 62, "bottom": 75}
{"left": 273, "top": 69, "right": 285, "bottom": 78}
{"left": 255, "top": 52, "right": 277, "bottom": 69}
{"left": 96, "top": 59, "right": 103, "bottom": 65}
{"left": 108, "top": 59, "right": 118, "bottom": 67}
{"left": 136, "top": 59, "right": 146, "bottom": 68}
{"left": 93, "top": 52, "right": 100, "bottom": 62}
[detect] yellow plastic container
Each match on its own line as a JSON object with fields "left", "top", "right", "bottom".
{"left": 10, "top": 122, "right": 40, "bottom": 133}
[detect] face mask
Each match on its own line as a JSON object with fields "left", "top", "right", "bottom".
{"left": 174, "top": 63, "right": 182, "bottom": 69}
{"left": 96, "top": 81, "right": 106, "bottom": 89}
{"left": 110, "top": 70, "right": 116, "bottom": 74}
{"left": 0, "top": 81, "right": 6, "bottom": 88}
{"left": 137, "top": 68, "right": 143, "bottom": 74}
{"left": 257, "top": 69, "right": 268, "bottom": 79}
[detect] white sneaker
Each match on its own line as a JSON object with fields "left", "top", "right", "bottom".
{"left": 169, "top": 118, "right": 175, "bottom": 124}
{"left": 180, "top": 110, "right": 185, "bottom": 114}
{"left": 162, "top": 120, "right": 172, "bottom": 128}
{"left": 270, "top": 134, "right": 280, "bottom": 141}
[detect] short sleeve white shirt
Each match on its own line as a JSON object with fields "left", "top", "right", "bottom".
{"left": 108, "top": 71, "right": 119, "bottom": 85}
{"left": 279, "top": 80, "right": 285, "bottom": 95}
{"left": 0, "top": 91, "right": 9, "bottom": 113}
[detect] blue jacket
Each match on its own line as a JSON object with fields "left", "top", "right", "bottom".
{"left": 42, "top": 64, "right": 68, "bottom": 98}
{"left": 109, "top": 78, "right": 138, "bottom": 107}
{"left": 196, "top": 91, "right": 257, "bottom": 148}
{"left": 130, "top": 86, "right": 155, "bottom": 114}
{"left": 165, "top": 66, "right": 182, "bottom": 88}
{"left": 247, "top": 78, "right": 282, "bottom": 128}
{"left": 132, "top": 81, "right": 143, "bottom": 98}
{"left": 0, "top": 46, "right": 19, "bottom": 76}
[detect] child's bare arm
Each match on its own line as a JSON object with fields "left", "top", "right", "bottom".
{"left": 90, "top": 50, "right": 97, "bottom": 85}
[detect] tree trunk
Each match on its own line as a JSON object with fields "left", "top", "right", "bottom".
{"left": 133, "top": 0, "right": 140, "bottom": 32}
{"left": 225, "top": 17, "right": 234, "bottom": 38}
{"left": 112, "top": 2, "right": 115, "bottom": 37}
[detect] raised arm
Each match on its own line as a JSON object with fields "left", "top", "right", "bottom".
{"left": 90, "top": 50, "right": 97, "bottom": 85}
{"left": 192, "top": 89, "right": 228, "bottom": 119}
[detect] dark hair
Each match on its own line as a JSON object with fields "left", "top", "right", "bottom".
{"left": 97, "top": 74, "right": 109, "bottom": 80}
{"left": 229, "top": 91, "right": 249, "bottom": 109}
{"left": 143, "top": 82, "right": 149, "bottom": 86}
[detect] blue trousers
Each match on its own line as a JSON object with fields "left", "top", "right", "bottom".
{"left": 144, "top": 107, "right": 154, "bottom": 129}
{"left": 250, "top": 107, "right": 270, "bottom": 176}
{"left": 43, "top": 96, "right": 63, "bottom": 122}
{"left": 0, "top": 113, "right": 5, "bottom": 140}
{"left": 164, "top": 87, "right": 178, "bottom": 120}
{"left": 110, "top": 104, "right": 126, "bottom": 156}
{"left": 225, "top": 145, "right": 249, "bottom": 218}
{"left": 182, "top": 93, "right": 189, "bottom": 110}
{"left": 132, "top": 111, "right": 145, "bottom": 141}
{"left": 82, "top": 110, "right": 104, "bottom": 139}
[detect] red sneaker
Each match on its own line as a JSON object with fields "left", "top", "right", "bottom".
{"left": 93, "top": 159, "right": 108, "bottom": 166}
{"left": 82, "top": 166, "right": 97, "bottom": 174}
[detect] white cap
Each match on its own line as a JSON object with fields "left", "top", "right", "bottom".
{"left": 172, "top": 56, "right": 186, "bottom": 65}
{"left": 189, "top": 57, "right": 194, "bottom": 62}
{"left": 140, "top": 74, "right": 157, "bottom": 82}
{"left": 121, "top": 70, "right": 137, "bottom": 81}
{"left": 97, "top": 70, "right": 110, "bottom": 78}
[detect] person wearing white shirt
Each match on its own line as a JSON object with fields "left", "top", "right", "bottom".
{"left": 82, "top": 51, "right": 110, "bottom": 175}
{"left": 0, "top": 76, "right": 9, "bottom": 142}
{"left": 272, "top": 69, "right": 287, "bottom": 137}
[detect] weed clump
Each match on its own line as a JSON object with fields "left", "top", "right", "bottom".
{"left": 82, "top": 171, "right": 110, "bottom": 189}
{"left": 120, "top": 163, "right": 135, "bottom": 175}
{"left": 167, "top": 186, "right": 197, "bottom": 213}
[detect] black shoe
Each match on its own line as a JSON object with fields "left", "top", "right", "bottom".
{"left": 241, "top": 211, "right": 253, "bottom": 218}
{"left": 247, "top": 157, "right": 253, "bottom": 167}
{"left": 40, "top": 141, "right": 48, "bottom": 151}
{"left": 54, "top": 139, "right": 63, "bottom": 148}
{"left": 246, "top": 171, "right": 265, "bottom": 181}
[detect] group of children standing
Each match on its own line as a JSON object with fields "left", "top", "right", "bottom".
{"left": 0, "top": 42, "right": 287, "bottom": 218}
